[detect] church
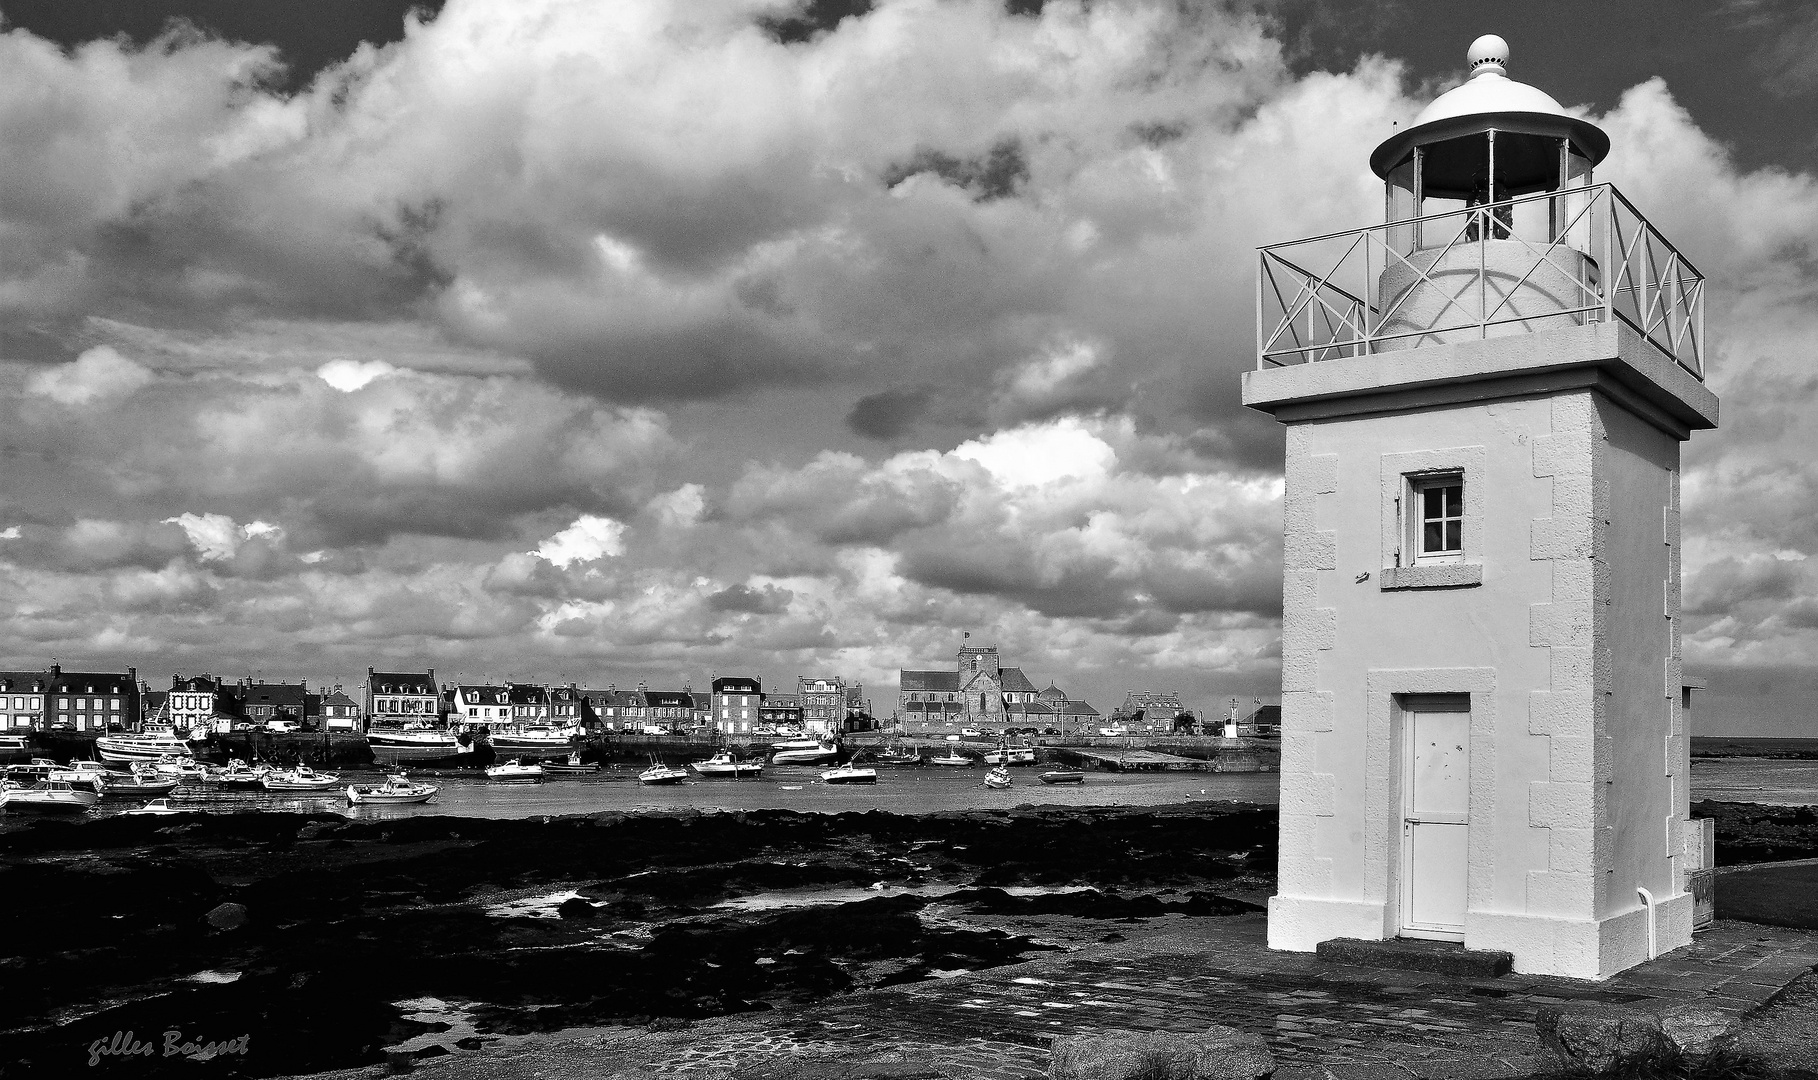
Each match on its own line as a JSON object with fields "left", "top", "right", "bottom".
{"left": 895, "top": 644, "right": 1098, "bottom": 730}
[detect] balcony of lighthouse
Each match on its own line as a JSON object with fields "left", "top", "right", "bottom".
{"left": 1255, "top": 183, "right": 1705, "bottom": 380}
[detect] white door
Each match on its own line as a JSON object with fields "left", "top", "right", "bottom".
{"left": 1401, "top": 700, "right": 1470, "bottom": 940}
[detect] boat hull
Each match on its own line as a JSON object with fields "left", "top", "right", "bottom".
{"left": 346, "top": 786, "right": 438, "bottom": 805}
{"left": 820, "top": 768, "right": 877, "bottom": 785}
{"left": 1, "top": 791, "right": 100, "bottom": 813}
{"left": 770, "top": 749, "right": 838, "bottom": 765}
{"left": 96, "top": 736, "right": 197, "bottom": 764}
{"left": 926, "top": 755, "right": 973, "bottom": 767}
{"left": 1038, "top": 771, "right": 1085, "bottom": 785}
{"left": 102, "top": 778, "right": 181, "bottom": 797}
{"left": 638, "top": 771, "right": 688, "bottom": 785}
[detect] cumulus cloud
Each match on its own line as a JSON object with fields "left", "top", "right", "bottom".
{"left": 26, "top": 346, "right": 153, "bottom": 405}
{"left": 317, "top": 358, "right": 400, "bottom": 391}
{"left": 164, "top": 513, "right": 283, "bottom": 562}
{"left": 531, "top": 515, "right": 627, "bottom": 568}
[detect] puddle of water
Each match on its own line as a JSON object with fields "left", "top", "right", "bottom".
{"left": 387, "top": 997, "right": 484, "bottom": 1055}
{"left": 186, "top": 970, "right": 241, "bottom": 984}
{"left": 485, "top": 889, "right": 584, "bottom": 919}
{"left": 713, "top": 883, "right": 1092, "bottom": 913}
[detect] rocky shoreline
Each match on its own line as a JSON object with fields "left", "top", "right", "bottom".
{"left": 3, "top": 800, "right": 1812, "bottom": 1079}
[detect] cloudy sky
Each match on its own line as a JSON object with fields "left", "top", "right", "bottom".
{"left": 3, "top": 0, "right": 1816, "bottom": 734}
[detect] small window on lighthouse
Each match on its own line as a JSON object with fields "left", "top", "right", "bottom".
{"left": 1413, "top": 475, "right": 1465, "bottom": 560}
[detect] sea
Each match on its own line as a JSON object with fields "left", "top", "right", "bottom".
{"left": 10, "top": 754, "right": 1817, "bottom": 826}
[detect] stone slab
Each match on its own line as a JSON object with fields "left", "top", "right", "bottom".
{"left": 1314, "top": 938, "right": 1513, "bottom": 979}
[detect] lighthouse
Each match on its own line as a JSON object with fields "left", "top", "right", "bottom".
{"left": 1243, "top": 37, "right": 1717, "bottom": 979}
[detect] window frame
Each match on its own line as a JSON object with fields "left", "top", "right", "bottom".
{"left": 1409, "top": 471, "right": 1466, "bottom": 564}
{"left": 1379, "top": 446, "right": 1485, "bottom": 591}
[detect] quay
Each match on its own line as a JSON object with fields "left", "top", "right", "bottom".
{"left": 1049, "top": 747, "right": 1209, "bottom": 772}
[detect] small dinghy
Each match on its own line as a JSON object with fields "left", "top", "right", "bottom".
{"left": 1038, "top": 770, "right": 1086, "bottom": 785}
{"left": 346, "top": 773, "right": 439, "bottom": 805}
{"left": 983, "top": 766, "right": 1013, "bottom": 789}
{"left": 820, "top": 764, "right": 878, "bottom": 785}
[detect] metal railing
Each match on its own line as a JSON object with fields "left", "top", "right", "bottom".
{"left": 1256, "top": 184, "right": 1704, "bottom": 378}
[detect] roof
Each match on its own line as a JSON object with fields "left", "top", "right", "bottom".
{"left": 173, "top": 674, "right": 223, "bottom": 692}
{"left": 507, "top": 684, "right": 547, "bottom": 705}
{"left": 900, "top": 670, "right": 959, "bottom": 692}
{"left": 45, "top": 670, "right": 137, "bottom": 694}
{"left": 456, "top": 684, "right": 511, "bottom": 705}
{"left": 370, "top": 672, "right": 437, "bottom": 695}
{"left": 1051, "top": 701, "right": 1101, "bottom": 717}
{"left": 998, "top": 667, "right": 1039, "bottom": 694}
{"left": 1037, "top": 683, "right": 1067, "bottom": 703}
{"left": 0, "top": 671, "right": 49, "bottom": 692}
{"left": 1244, "top": 704, "right": 1281, "bottom": 726}
{"left": 713, "top": 676, "right": 761, "bottom": 693}
{"left": 643, "top": 690, "right": 695, "bottom": 708}
{"left": 241, "top": 682, "right": 307, "bottom": 707}
{"left": 321, "top": 690, "right": 358, "bottom": 707}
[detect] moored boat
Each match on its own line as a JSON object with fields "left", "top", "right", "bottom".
{"left": 926, "top": 752, "right": 973, "bottom": 767}
{"left": 983, "top": 766, "right": 1013, "bottom": 789}
{"left": 770, "top": 742, "right": 839, "bottom": 766}
{"left": 96, "top": 731, "right": 196, "bottom": 764}
{"left": 150, "top": 755, "right": 208, "bottom": 780}
{"left": 262, "top": 765, "right": 341, "bottom": 791}
{"left": 0, "top": 733, "right": 31, "bottom": 762}
{"left": 485, "top": 758, "right": 545, "bottom": 784}
{"left": 366, "top": 724, "right": 461, "bottom": 750}
{"left": 123, "top": 798, "right": 187, "bottom": 816}
{"left": 0, "top": 778, "right": 100, "bottom": 814}
{"left": 489, "top": 724, "right": 583, "bottom": 751}
{"left": 820, "top": 764, "right": 877, "bottom": 785}
{"left": 769, "top": 735, "right": 821, "bottom": 751}
{"left": 5, "top": 758, "right": 59, "bottom": 783}
{"left": 981, "top": 746, "right": 1037, "bottom": 766}
{"left": 346, "top": 773, "right": 439, "bottom": 805}
{"left": 100, "top": 765, "right": 182, "bottom": 797}
{"left": 541, "top": 750, "right": 601, "bottom": 776}
{"left": 638, "top": 761, "right": 689, "bottom": 785}
{"left": 206, "top": 760, "right": 270, "bottom": 789}
{"left": 690, "top": 750, "right": 762, "bottom": 778}
{"left": 50, "top": 760, "right": 110, "bottom": 792}
{"left": 869, "top": 750, "right": 923, "bottom": 766}
{"left": 1038, "top": 770, "right": 1086, "bottom": 785}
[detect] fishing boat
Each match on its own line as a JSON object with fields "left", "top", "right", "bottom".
{"left": 262, "top": 765, "right": 340, "bottom": 791}
{"left": 770, "top": 742, "right": 840, "bottom": 766}
{"left": 983, "top": 766, "right": 1013, "bottom": 789}
{"left": 540, "top": 750, "right": 601, "bottom": 776}
{"left": 981, "top": 746, "right": 1038, "bottom": 766}
{"left": 820, "top": 764, "right": 878, "bottom": 785}
{"left": 485, "top": 758, "right": 545, "bottom": 784}
{"left": 123, "top": 798, "right": 187, "bottom": 816}
{"left": 926, "top": 751, "right": 973, "bottom": 767}
{"left": 96, "top": 730, "right": 196, "bottom": 764}
{"left": 489, "top": 724, "right": 583, "bottom": 751}
{"left": 870, "top": 749, "right": 923, "bottom": 766}
{"left": 346, "top": 773, "right": 439, "bottom": 805}
{"left": 638, "top": 761, "right": 689, "bottom": 785}
{"left": 0, "top": 778, "right": 100, "bottom": 814}
{"left": 690, "top": 750, "right": 763, "bottom": 778}
{"left": 366, "top": 723, "right": 461, "bottom": 751}
{"left": 769, "top": 735, "right": 821, "bottom": 751}
{"left": 1038, "top": 770, "right": 1086, "bottom": 785}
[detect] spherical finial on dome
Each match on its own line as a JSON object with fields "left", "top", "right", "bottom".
{"left": 1467, "top": 34, "right": 1508, "bottom": 77}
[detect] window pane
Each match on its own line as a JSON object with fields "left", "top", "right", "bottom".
{"left": 1444, "top": 484, "right": 1463, "bottom": 516}
{"left": 1424, "top": 487, "right": 1442, "bottom": 517}
{"left": 1446, "top": 520, "right": 1462, "bottom": 550}
{"left": 1424, "top": 522, "right": 1443, "bottom": 551}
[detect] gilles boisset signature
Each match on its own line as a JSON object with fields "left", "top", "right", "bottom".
{"left": 88, "top": 1030, "right": 251, "bottom": 1066}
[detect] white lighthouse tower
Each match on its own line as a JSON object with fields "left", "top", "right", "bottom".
{"left": 1243, "top": 36, "right": 1717, "bottom": 979}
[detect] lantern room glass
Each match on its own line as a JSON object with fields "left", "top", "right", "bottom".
{"left": 1384, "top": 133, "right": 1595, "bottom": 255}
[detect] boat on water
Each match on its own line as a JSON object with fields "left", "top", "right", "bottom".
{"left": 485, "top": 759, "right": 545, "bottom": 784}
{"left": 0, "top": 778, "right": 100, "bottom": 814}
{"left": 981, "top": 746, "right": 1038, "bottom": 766}
{"left": 638, "top": 760, "right": 689, "bottom": 785}
{"left": 690, "top": 750, "right": 763, "bottom": 778}
{"left": 820, "top": 764, "right": 878, "bottom": 785}
{"left": 150, "top": 755, "right": 208, "bottom": 780}
{"left": 50, "top": 760, "right": 111, "bottom": 791}
{"left": 926, "top": 752, "right": 973, "bottom": 767}
{"left": 771, "top": 742, "right": 840, "bottom": 766}
{"left": 5, "top": 758, "right": 59, "bottom": 783}
{"left": 983, "top": 766, "right": 1013, "bottom": 789}
{"left": 123, "top": 798, "right": 187, "bottom": 816}
{"left": 100, "top": 765, "right": 182, "bottom": 797}
{"left": 207, "top": 760, "right": 271, "bottom": 789}
{"left": 366, "top": 724, "right": 461, "bottom": 750}
{"left": 96, "top": 730, "right": 197, "bottom": 764}
{"left": 346, "top": 773, "right": 439, "bottom": 805}
{"left": 1038, "top": 770, "right": 1086, "bottom": 785}
{"left": 262, "top": 765, "right": 341, "bottom": 791}
{"left": 869, "top": 750, "right": 923, "bottom": 766}
{"left": 0, "top": 733, "right": 31, "bottom": 761}
{"left": 541, "top": 750, "right": 601, "bottom": 776}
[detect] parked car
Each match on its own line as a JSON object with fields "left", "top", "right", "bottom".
{"left": 265, "top": 720, "right": 300, "bottom": 733}
{"left": 1042, "top": 728, "right": 1061, "bottom": 736}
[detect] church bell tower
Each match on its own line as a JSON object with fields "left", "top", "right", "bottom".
{"left": 1243, "top": 37, "right": 1718, "bottom": 979}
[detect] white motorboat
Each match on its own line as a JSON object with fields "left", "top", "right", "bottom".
{"left": 346, "top": 773, "right": 439, "bottom": 805}
{"left": 769, "top": 736, "right": 823, "bottom": 751}
{"left": 770, "top": 743, "right": 840, "bottom": 766}
{"left": 5, "top": 758, "right": 59, "bottom": 782}
{"left": 638, "top": 761, "right": 689, "bottom": 785}
{"left": 150, "top": 755, "right": 208, "bottom": 780}
{"left": 262, "top": 765, "right": 341, "bottom": 791}
{"left": 101, "top": 765, "right": 182, "bottom": 797}
{"left": 820, "top": 765, "right": 877, "bottom": 785}
{"left": 206, "top": 760, "right": 270, "bottom": 789}
{"left": 981, "top": 746, "right": 1037, "bottom": 766}
{"left": 0, "top": 778, "right": 100, "bottom": 814}
{"left": 50, "top": 760, "right": 110, "bottom": 791}
{"left": 485, "top": 759, "right": 545, "bottom": 784}
{"left": 690, "top": 750, "right": 763, "bottom": 778}
{"left": 983, "top": 766, "right": 1013, "bottom": 789}
{"left": 123, "top": 798, "right": 187, "bottom": 816}
{"left": 0, "top": 733, "right": 31, "bottom": 761}
{"left": 927, "top": 752, "right": 973, "bottom": 767}
{"left": 97, "top": 731, "right": 196, "bottom": 764}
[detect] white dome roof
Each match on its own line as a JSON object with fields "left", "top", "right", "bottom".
{"left": 1412, "top": 70, "right": 1572, "bottom": 128}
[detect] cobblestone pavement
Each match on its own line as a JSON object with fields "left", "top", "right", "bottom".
{"left": 374, "top": 915, "right": 1818, "bottom": 1080}
{"left": 752, "top": 915, "right": 1818, "bottom": 1080}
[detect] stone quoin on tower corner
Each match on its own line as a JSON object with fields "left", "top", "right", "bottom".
{"left": 1243, "top": 35, "right": 1718, "bottom": 979}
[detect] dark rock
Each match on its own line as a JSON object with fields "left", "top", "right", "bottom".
{"left": 1316, "top": 937, "right": 1511, "bottom": 978}
{"left": 1536, "top": 1005, "right": 1666, "bottom": 1072}
{"left": 1049, "top": 1027, "right": 1274, "bottom": 1080}
{"left": 205, "top": 902, "right": 249, "bottom": 930}
{"left": 557, "top": 897, "right": 596, "bottom": 919}
{"left": 297, "top": 821, "right": 343, "bottom": 841}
